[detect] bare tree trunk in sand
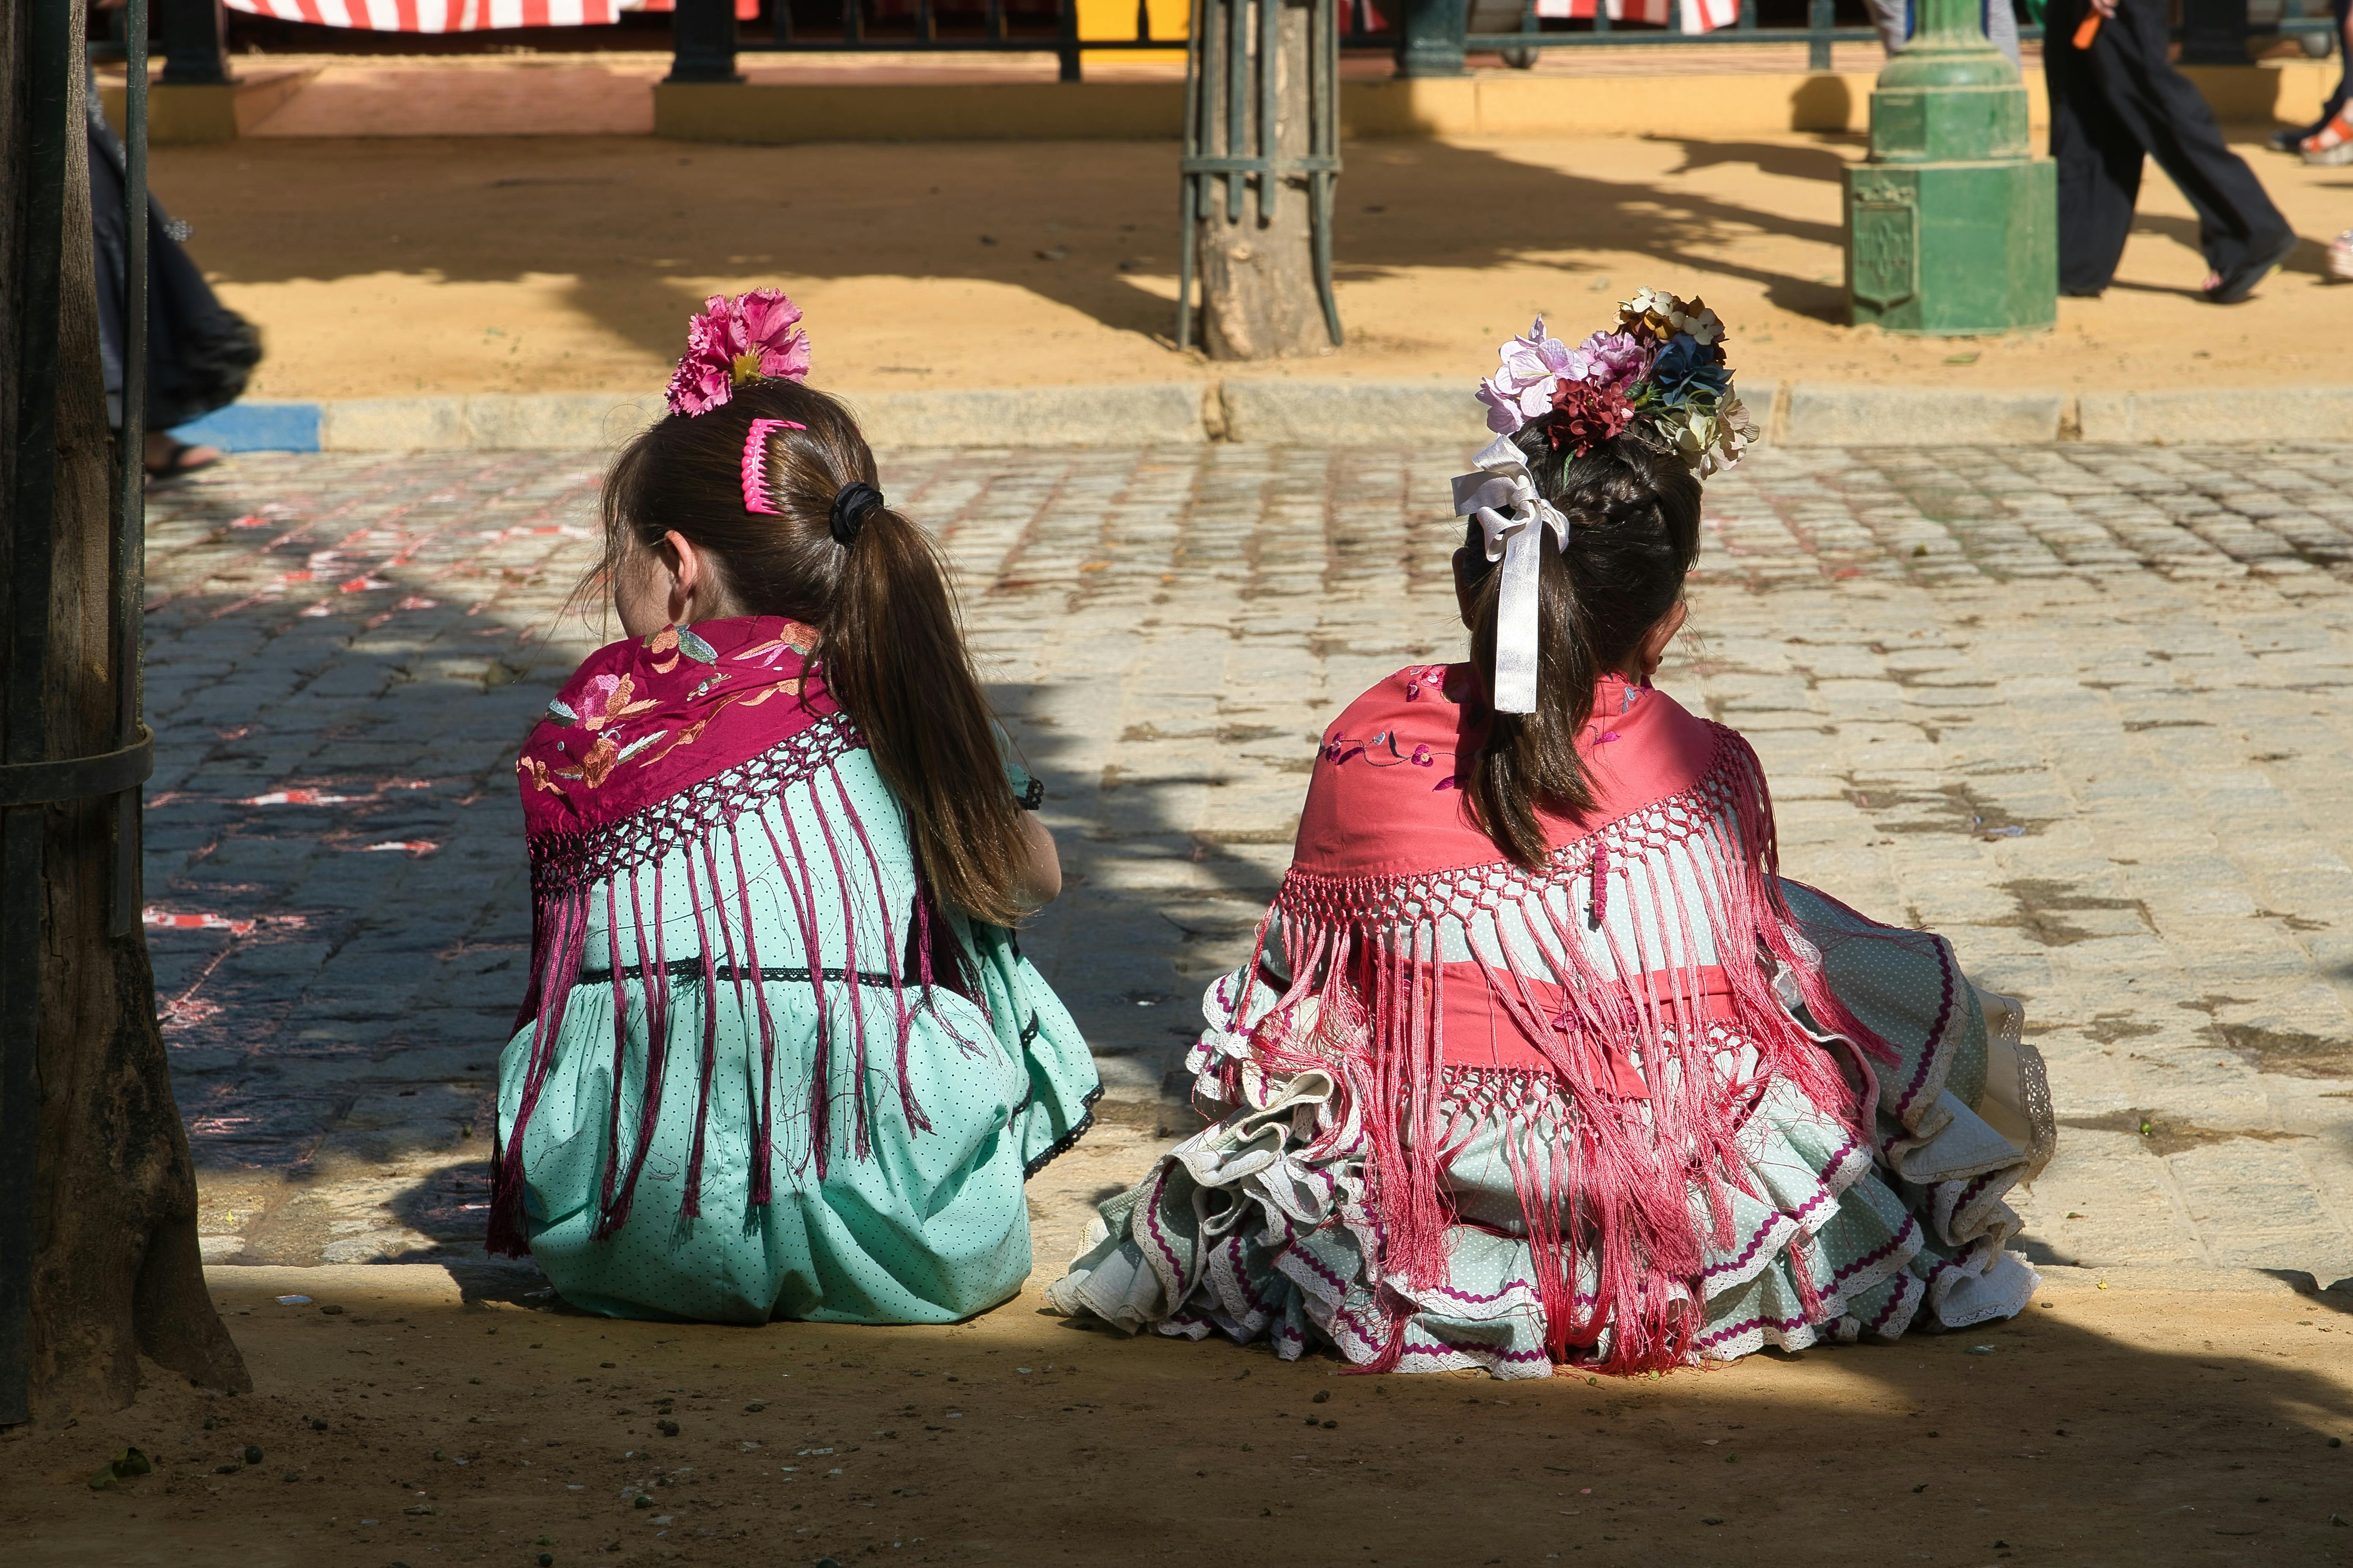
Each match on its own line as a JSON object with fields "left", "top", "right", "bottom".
{"left": 1, "top": 0, "right": 247, "bottom": 1426}
{"left": 1195, "top": 0, "right": 1327, "bottom": 361}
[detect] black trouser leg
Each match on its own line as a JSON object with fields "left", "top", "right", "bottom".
{"left": 2093, "top": 0, "right": 2287, "bottom": 275}
{"left": 2046, "top": 0, "right": 2145, "bottom": 293}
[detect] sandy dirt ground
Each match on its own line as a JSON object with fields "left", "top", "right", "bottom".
{"left": 150, "top": 131, "right": 2353, "bottom": 405}
{"left": 9, "top": 1259, "right": 2353, "bottom": 1568}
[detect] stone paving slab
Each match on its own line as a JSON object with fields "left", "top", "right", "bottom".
{"left": 139, "top": 442, "right": 2353, "bottom": 1290}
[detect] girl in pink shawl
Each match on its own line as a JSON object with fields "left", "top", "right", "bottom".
{"left": 494, "top": 294, "right": 1100, "bottom": 1324}
{"left": 1049, "top": 300, "right": 2054, "bottom": 1376}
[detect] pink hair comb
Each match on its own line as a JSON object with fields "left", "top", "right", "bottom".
{"left": 741, "top": 418, "right": 806, "bottom": 515}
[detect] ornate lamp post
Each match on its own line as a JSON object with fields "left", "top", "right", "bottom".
{"left": 1844, "top": 0, "right": 2056, "bottom": 335}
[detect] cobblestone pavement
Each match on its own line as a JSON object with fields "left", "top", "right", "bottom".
{"left": 141, "top": 442, "right": 2353, "bottom": 1289}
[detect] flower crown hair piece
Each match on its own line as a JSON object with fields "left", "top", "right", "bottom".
{"left": 666, "top": 288, "right": 812, "bottom": 418}
{"left": 1453, "top": 287, "right": 1755, "bottom": 714}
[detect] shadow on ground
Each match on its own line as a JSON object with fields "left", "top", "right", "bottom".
{"left": 140, "top": 449, "right": 1248, "bottom": 1268}
{"left": 151, "top": 133, "right": 1870, "bottom": 360}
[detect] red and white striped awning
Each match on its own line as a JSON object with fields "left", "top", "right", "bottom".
{"left": 220, "top": 0, "right": 757, "bottom": 30}
{"left": 1530, "top": 0, "right": 1739, "bottom": 30}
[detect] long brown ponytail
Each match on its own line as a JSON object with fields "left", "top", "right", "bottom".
{"left": 596, "top": 381, "right": 1033, "bottom": 927}
{"left": 1456, "top": 430, "right": 1702, "bottom": 870}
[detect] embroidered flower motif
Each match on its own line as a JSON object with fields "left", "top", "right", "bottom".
{"left": 1400, "top": 664, "right": 1450, "bottom": 701}
{"left": 737, "top": 678, "right": 803, "bottom": 706}
{"left": 664, "top": 290, "right": 811, "bottom": 417}
{"left": 734, "top": 620, "right": 821, "bottom": 667}
{"left": 575, "top": 673, "right": 632, "bottom": 731}
{"left": 643, "top": 623, "right": 720, "bottom": 676}
{"left": 1410, "top": 744, "right": 1433, "bottom": 767}
{"left": 575, "top": 732, "right": 620, "bottom": 789}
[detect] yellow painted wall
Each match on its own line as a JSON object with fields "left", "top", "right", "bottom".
{"left": 654, "top": 61, "right": 2332, "bottom": 144}
{"left": 1077, "top": 0, "right": 1189, "bottom": 63}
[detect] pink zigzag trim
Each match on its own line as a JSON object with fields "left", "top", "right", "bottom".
{"left": 741, "top": 418, "right": 805, "bottom": 516}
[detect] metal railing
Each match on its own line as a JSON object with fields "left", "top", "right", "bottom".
{"left": 664, "top": 0, "right": 2334, "bottom": 85}
{"left": 671, "top": 0, "right": 1241, "bottom": 83}
{"left": 123, "top": 0, "right": 2337, "bottom": 92}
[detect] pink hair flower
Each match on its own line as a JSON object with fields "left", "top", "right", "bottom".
{"left": 1476, "top": 317, "right": 1574, "bottom": 435}
{"left": 665, "top": 289, "right": 811, "bottom": 417}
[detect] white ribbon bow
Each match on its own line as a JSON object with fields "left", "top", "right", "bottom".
{"left": 1450, "top": 435, "right": 1569, "bottom": 714}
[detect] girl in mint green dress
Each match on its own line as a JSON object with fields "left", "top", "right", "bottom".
{"left": 490, "top": 293, "right": 1099, "bottom": 1324}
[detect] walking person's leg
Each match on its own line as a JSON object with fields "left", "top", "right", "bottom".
{"left": 2293, "top": 0, "right": 2353, "bottom": 157}
{"left": 1866, "top": 0, "right": 1907, "bottom": 52}
{"left": 2046, "top": 0, "right": 2145, "bottom": 295}
{"left": 2087, "top": 0, "right": 2292, "bottom": 296}
{"left": 1984, "top": 0, "right": 2020, "bottom": 68}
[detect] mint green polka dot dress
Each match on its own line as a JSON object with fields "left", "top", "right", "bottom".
{"left": 496, "top": 745, "right": 1099, "bottom": 1325}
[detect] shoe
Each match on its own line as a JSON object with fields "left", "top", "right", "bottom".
{"left": 143, "top": 438, "right": 221, "bottom": 479}
{"left": 2328, "top": 230, "right": 2353, "bottom": 283}
{"left": 2305, "top": 113, "right": 2353, "bottom": 162}
{"left": 2204, "top": 229, "right": 2299, "bottom": 304}
{"left": 2274, "top": 126, "right": 2311, "bottom": 152}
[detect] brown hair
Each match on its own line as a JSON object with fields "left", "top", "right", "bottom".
{"left": 597, "top": 380, "right": 1032, "bottom": 927}
{"left": 1455, "top": 429, "right": 1702, "bottom": 870}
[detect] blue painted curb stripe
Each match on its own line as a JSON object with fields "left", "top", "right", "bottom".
{"left": 171, "top": 401, "right": 321, "bottom": 453}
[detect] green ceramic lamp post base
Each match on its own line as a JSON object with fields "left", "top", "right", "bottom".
{"left": 1843, "top": 0, "right": 2057, "bottom": 335}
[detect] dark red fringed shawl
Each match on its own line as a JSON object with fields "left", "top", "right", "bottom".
{"left": 489, "top": 616, "right": 947, "bottom": 1258}
{"left": 1199, "top": 665, "right": 1899, "bottom": 1375}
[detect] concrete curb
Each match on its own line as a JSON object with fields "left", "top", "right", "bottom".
{"left": 172, "top": 381, "right": 2353, "bottom": 454}
{"left": 841, "top": 383, "right": 1211, "bottom": 447}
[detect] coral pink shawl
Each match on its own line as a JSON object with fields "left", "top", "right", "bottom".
{"left": 1218, "top": 663, "right": 1890, "bottom": 1374}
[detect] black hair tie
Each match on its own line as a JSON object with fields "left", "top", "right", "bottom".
{"left": 830, "top": 482, "right": 885, "bottom": 545}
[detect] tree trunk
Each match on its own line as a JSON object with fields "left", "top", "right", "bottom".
{"left": 1, "top": 0, "right": 247, "bottom": 1426}
{"left": 1195, "top": 0, "right": 1326, "bottom": 361}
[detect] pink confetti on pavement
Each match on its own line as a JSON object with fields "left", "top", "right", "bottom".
{"left": 393, "top": 596, "right": 438, "bottom": 611}
{"left": 339, "top": 577, "right": 394, "bottom": 594}
{"left": 244, "top": 789, "right": 353, "bottom": 806}
{"left": 231, "top": 514, "right": 270, "bottom": 529}
{"left": 360, "top": 840, "right": 439, "bottom": 856}
{"left": 144, "top": 909, "right": 258, "bottom": 936}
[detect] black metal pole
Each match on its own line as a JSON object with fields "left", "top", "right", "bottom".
{"left": 1312, "top": 0, "right": 1342, "bottom": 347}
{"left": 665, "top": 0, "right": 745, "bottom": 84}
{"left": 1057, "top": 0, "right": 1082, "bottom": 82}
{"left": 1176, "top": 0, "right": 1205, "bottom": 349}
{"left": 158, "top": 0, "right": 229, "bottom": 87}
{"left": 116, "top": 0, "right": 152, "bottom": 939}
{"left": 0, "top": 0, "right": 77, "bottom": 1432}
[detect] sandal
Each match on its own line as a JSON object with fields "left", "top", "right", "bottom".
{"left": 143, "top": 437, "right": 221, "bottom": 479}
{"left": 2204, "top": 229, "right": 2298, "bottom": 305}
